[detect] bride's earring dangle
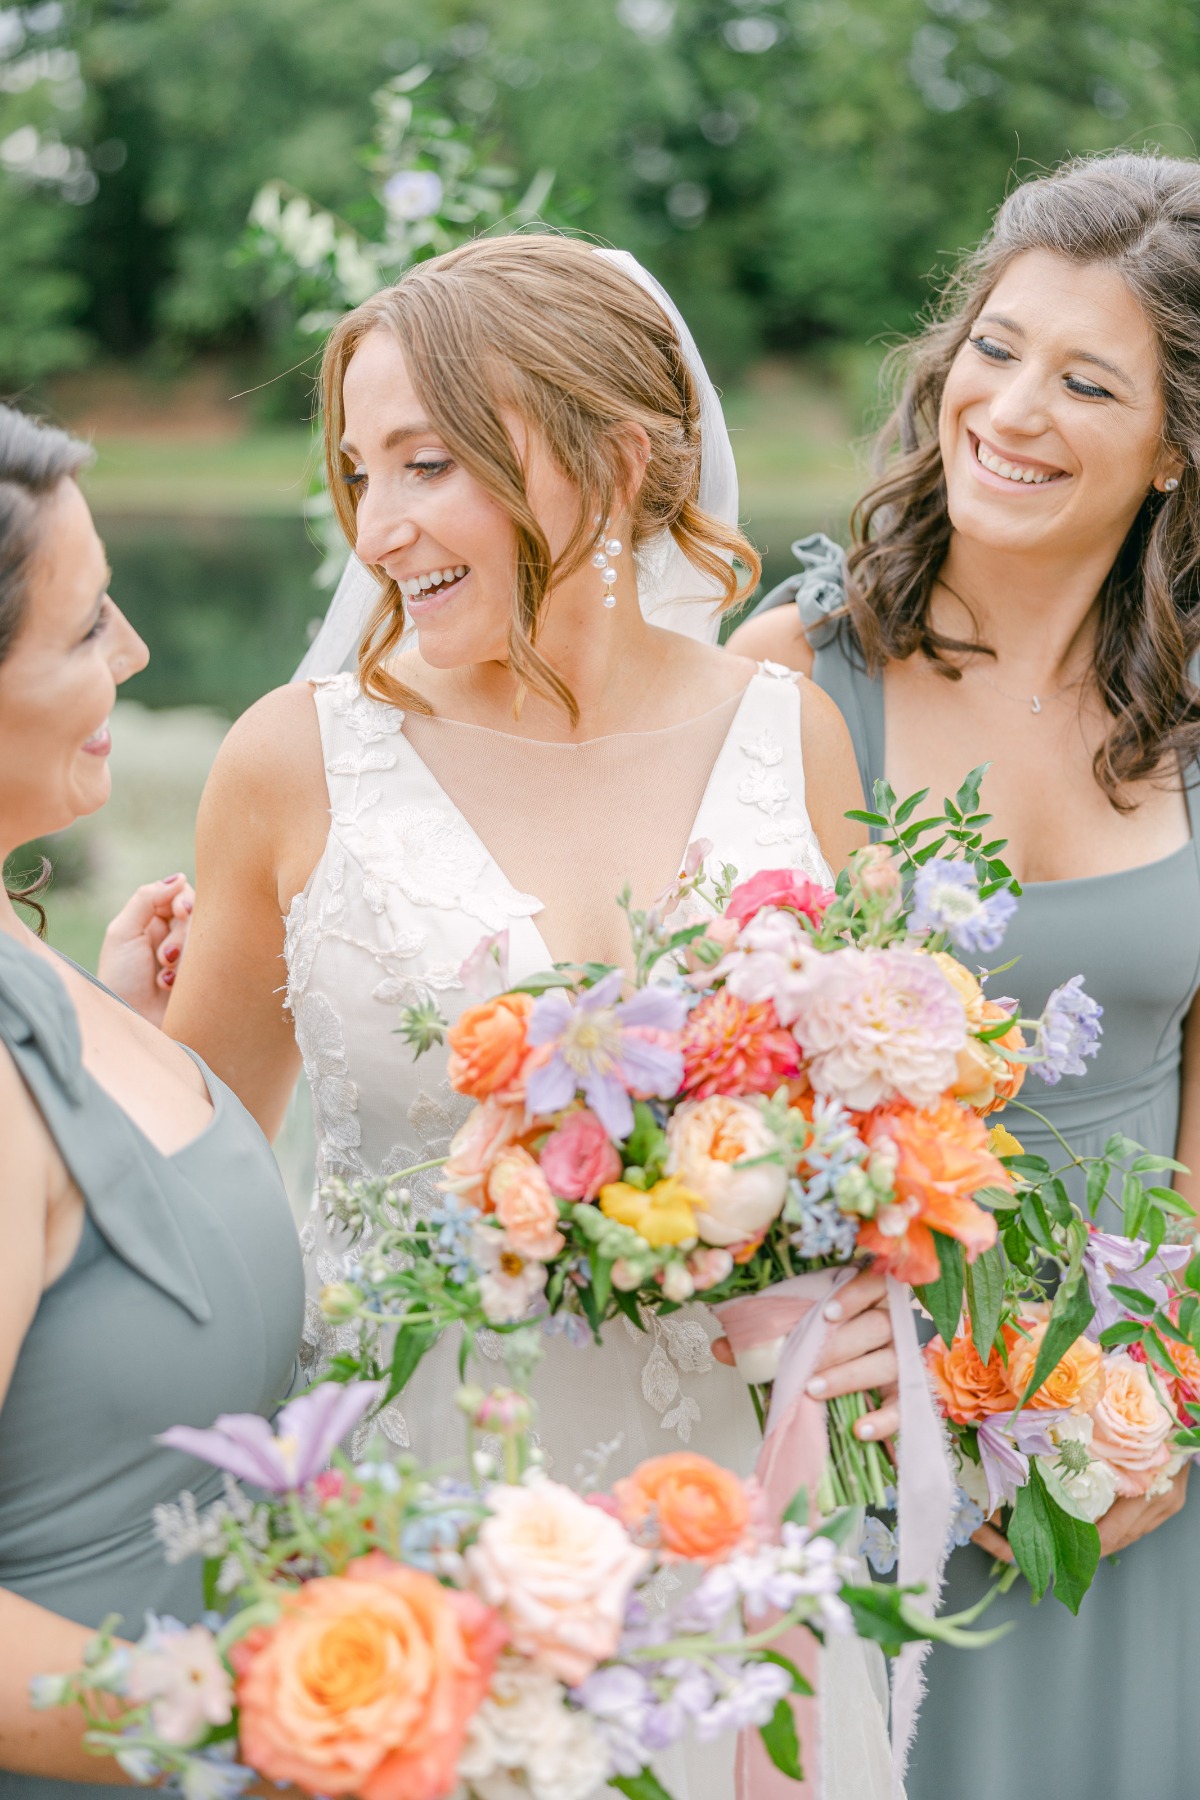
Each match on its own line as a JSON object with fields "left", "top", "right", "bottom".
{"left": 592, "top": 516, "right": 623, "bottom": 609}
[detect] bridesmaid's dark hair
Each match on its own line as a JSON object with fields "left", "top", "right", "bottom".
{"left": 847, "top": 151, "right": 1200, "bottom": 810}
{"left": 0, "top": 404, "right": 94, "bottom": 928}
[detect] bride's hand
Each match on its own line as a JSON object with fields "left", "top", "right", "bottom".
{"left": 712, "top": 1267, "right": 901, "bottom": 1443}
{"left": 97, "top": 872, "right": 194, "bottom": 1026}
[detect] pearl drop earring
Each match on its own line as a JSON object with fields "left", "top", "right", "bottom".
{"left": 591, "top": 519, "right": 623, "bottom": 609}
{"left": 1165, "top": 477, "right": 1181, "bottom": 492}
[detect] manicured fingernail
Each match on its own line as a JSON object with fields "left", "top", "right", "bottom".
{"left": 180, "top": 897, "right": 194, "bottom": 914}
{"left": 823, "top": 1300, "right": 843, "bottom": 1321}
{"left": 856, "top": 1417, "right": 877, "bottom": 1438}
{"left": 162, "top": 968, "right": 176, "bottom": 987}
{"left": 163, "top": 944, "right": 180, "bottom": 963}
{"left": 162, "top": 872, "right": 184, "bottom": 883}
{"left": 807, "top": 1375, "right": 827, "bottom": 1397}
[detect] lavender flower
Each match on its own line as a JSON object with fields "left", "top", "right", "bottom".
{"left": 910, "top": 859, "right": 1018, "bottom": 954}
{"left": 526, "top": 970, "right": 687, "bottom": 1139}
{"left": 1082, "top": 1230, "right": 1191, "bottom": 1339}
{"left": 1033, "top": 975, "right": 1103, "bottom": 1084}
{"left": 158, "top": 1381, "right": 383, "bottom": 1493}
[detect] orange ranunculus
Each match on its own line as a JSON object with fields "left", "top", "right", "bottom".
{"left": 1004, "top": 1309, "right": 1104, "bottom": 1413}
{"left": 856, "top": 1098, "right": 1005, "bottom": 1286}
{"left": 613, "top": 1452, "right": 753, "bottom": 1564}
{"left": 232, "top": 1554, "right": 505, "bottom": 1800}
{"left": 447, "top": 992, "right": 535, "bottom": 1103}
{"left": 934, "top": 955, "right": 1027, "bottom": 1116}
{"left": 924, "top": 1330, "right": 1016, "bottom": 1425}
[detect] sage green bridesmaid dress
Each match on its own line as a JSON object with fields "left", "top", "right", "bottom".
{"left": 756, "top": 536, "right": 1200, "bottom": 1800}
{"left": 0, "top": 933, "right": 304, "bottom": 1799}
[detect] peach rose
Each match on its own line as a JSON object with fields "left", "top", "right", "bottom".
{"left": 439, "top": 1098, "right": 527, "bottom": 1209}
{"left": 1091, "top": 1351, "right": 1175, "bottom": 1497}
{"left": 924, "top": 1330, "right": 1016, "bottom": 1425}
{"left": 934, "top": 954, "right": 1027, "bottom": 1117}
{"left": 666, "top": 1095, "right": 788, "bottom": 1247}
{"left": 447, "top": 992, "right": 535, "bottom": 1102}
{"left": 486, "top": 1146, "right": 564, "bottom": 1261}
{"left": 856, "top": 1098, "right": 1003, "bottom": 1287}
{"left": 465, "top": 1479, "right": 649, "bottom": 1686}
{"left": 232, "top": 1553, "right": 505, "bottom": 1800}
{"left": 1005, "top": 1310, "right": 1104, "bottom": 1413}
{"left": 613, "top": 1452, "right": 754, "bottom": 1564}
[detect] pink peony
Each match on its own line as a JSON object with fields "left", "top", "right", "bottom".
{"left": 538, "top": 1109, "right": 622, "bottom": 1202}
{"left": 725, "top": 868, "right": 833, "bottom": 930}
{"left": 440, "top": 1097, "right": 527, "bottom": 1210}
{"left": 486, "top": 1148, "right": 564, "bottom": 1262}
{"left": 1090, "top": 1352, "right": 1175, "bottom": 1497}
{"left": 789, "top": 945, "right": 967, "bottom": 1111}
{"left": 679, "top": 989, "right": 800, "bottom": 1101}
{"left": 718, "top": 908, "right": 820, "bottom": 1027}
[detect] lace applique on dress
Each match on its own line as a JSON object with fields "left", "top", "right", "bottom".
{"left": 737, "top": 663, "right": 830, "bottom": 879}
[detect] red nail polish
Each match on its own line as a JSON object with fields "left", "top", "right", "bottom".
{"left": 163, "top": 944, "right": 181, "bottom": 964}
{"left": 162, "top": 968, "right": 176, "bottom": 986}
{"left": 162, "top": 872, "right": 184, "bottom": 883}
{"left": 180, "top": 898, "right": 194, "bottom": 915}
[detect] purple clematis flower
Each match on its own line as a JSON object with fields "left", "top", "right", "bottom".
{"left": 1082, "top": 1229, "right": 1191, "bottom": 1340}
{"left": 158, "top": 1381, "right": 383, "bottom": 1493}
{"left": 525, "top": 970, "right": 687, "bottom": 1140}
{"left": 977, "top": 1408, "right": 1066, "bottom": 1517}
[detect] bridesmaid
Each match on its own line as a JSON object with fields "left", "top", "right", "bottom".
{"left": 0, "top": 405, "right": 304, "bottom": 1795}
{"left": 730, "top": 151, "right": 1200, "bottom": 1800}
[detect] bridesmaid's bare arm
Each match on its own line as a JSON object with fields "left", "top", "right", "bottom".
{"left": 726, "top": 603, "right": 815, "bottom": 674}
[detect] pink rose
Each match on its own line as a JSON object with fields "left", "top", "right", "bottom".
{"left": 440, "top": 1098, "right": 527, "bottom": 1209}
{"left": 465, "top": 1480, "right": 649, "bottom": 1685}
{"left": 539, "top": 1109, "right": 622, "bottom": 1202}
{"left": 725, "top": 868, "right": 832, "bottom": 930}
{"left": 1090, "top": 1352, "right": 1174, "bottom": 1497}
{"left": 486, "top": 1147, "right": 564, "bottom": 1262}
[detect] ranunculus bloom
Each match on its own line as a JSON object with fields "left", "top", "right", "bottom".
{"left": 447, "top": 992, "right": 535, "bottom": 1103}
{"left": 440, "top": 1097, "right": 527, "bottom": 1209}
{"left": 538, "top": 1108, "right": 622, "bottom": 1202}
{"left": 232, "top": 1553, "right": 505, "bottom": 1800}
{"left": 856, "top": 1098, "right": 1003, "bottom": 1286}
{"left": 599, "top": 1176, "right": 700, "bottom": 1248}
{"left": 935, "top": 954, "right": 1028, "bottom": 1116}
{"left": 1005, "top": 1310, "right": 1104, "bottom": 1414}
{"left": 924, "top": 1330, "right": 1016, "bottom": 1425}
{"left": 613, "top": 1452, "right": 753, "bottom": 1564}
{"left": 679, "top": 990, "right": 799, "bottom": 1101}
{"left": 666, "top": 1095, "right": 788, "bottom": 1247}
{"left": 1090, "top": 1351, "right": 1175, "bottom": 1497}
{"left": 724, "top": 868, "right": 832, "bottom": 930}
{"left": 486, "top": 1146, "right": 564, "bottom": 1261}
{"left": 466, "top": 1480, "right": 649, "bottom": 1686}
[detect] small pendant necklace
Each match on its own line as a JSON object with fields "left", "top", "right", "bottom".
{"left": 970, "top": 664, "right": 1072, "bottom": 716}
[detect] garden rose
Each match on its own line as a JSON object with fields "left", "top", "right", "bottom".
{"left": 1090, "top": 1352, "right": 1174, "bottom": 1497}
{"left": 924, "top": 1330, "right": 1016, "bottom": 1425}
{"left": 538, "top": 1109, "right": 622, "bottom": 1202}
{"left": 440, "top": 1098, "right": 527, "bottom": 1208}
{"left": 447, "top": 992, "right": 535, "bottom": 1102}
{"left": 466, "top": 1480, "right": 649, "bottom": 1686}
{"left": 232, "top": 1553, "right": 505, "bottom": 1800}
{"left": 857, "top": 1098, "right": 1003, "bottom": 1286}
{"left": 1005, "top": 1311, "right": 1104, "bottom": 1413}
{"left": 613, "top": 1452, "right": 754, "bottom": 1564}
{"left": 487, "top": 1147, "right": 564, "bottom": 1261}
{"left": 666, "top": 1095, "right": 788, "bottom": 1247}
{"left": 724, "top": 868, "right": 832, "bottom": 929}
{"left": 934, "top": 954, "right": 1027, "bottom": 1116}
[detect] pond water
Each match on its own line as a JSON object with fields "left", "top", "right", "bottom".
{"left": 98, "top": 512, "right": 823, "bottom": 717}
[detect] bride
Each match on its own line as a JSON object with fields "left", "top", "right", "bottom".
{"left": 164, "top": 235, "right": 900, "bottom": 1797}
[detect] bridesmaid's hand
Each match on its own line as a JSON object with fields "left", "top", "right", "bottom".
{"left": 712, "top": 1267, "right": 901, "bottom": 1443}
{"left": 97, "top": 872, "right": 194, "bottom": 1026}
{"left": 973, "top": 1462, "right": 1191, "bottom": 1566}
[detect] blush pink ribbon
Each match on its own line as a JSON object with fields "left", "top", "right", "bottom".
{"left": 713, "top": 1267, "right": 955, "bottom": 1800}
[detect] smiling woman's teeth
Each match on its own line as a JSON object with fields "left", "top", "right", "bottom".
{"left": 400, "top": 565, "right": 468, "bottom": 598}
{"left": 975, "top": 442, "right": 1060, "bottom": 485}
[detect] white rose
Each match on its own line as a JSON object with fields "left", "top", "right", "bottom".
{"left": 459, "top": 1660, "right": 611, "bottom": 1800}
{"left": 666, "top": 1096, "right": 788, "bottom": 1247}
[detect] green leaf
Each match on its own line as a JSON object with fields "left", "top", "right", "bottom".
{"left": 623, "top": 1101, "right": 665, "bottom": 1171}
{"left": 845, "top": 809, "right": 888, "bottom": 827}
{"left": 201, "top": 1556, "right": 223, "bottom": 1612}
{"left": 611, "top": 1772, "right": 676, "bottom": 1800}
{"left": 1018, "top": 1188, "right": 1057, "bottom": 1256}
{"left": 1122, "top": 1173, "right": 1148, "bottom": 1242}
{"left": 813, "top": 1507, "right": 860, "bottom": 1550}
{"left": 872, "top": 776, "right": 898, "bottom": 814}
{"left": 759, "top": 1699, "right": 804, "bottom": 1781}
{"left": 1131, "top": 1153, "right": 1189, "bottom": 1174}
{"left": 1009, "top": 1469, "right": 1054, "bottom": 1602}
{"left": 506, "top": 968, "right": 581, "bottom": 995}
{"left": 611, "top": 1287, "right": 647, "bottom": 1330}
{"left": 893, "top": 787, "right": 931, "bottom": 825}
{"left": 1085, "top": 1160, "right": 1111, "bottom": 1217}
{"left": 1098, "top": 1320, "right": 1146, "bottom": 1349}
{"left": 1044, "top": 1177, "right": 1072, "bottom": 1227}
{"left": 955, "top": 763, "right": 990, "bottom": 814}
{"left": 1146, "top": 1207, "right": 1166, "bottom": 1258}
{"left": 964, "top": 1244, "right": 1006, "bottom": 1359}
{"left": 914, "top": 1233, "right": 965, "bottom": 1350}
{"left": 1188, "top": 1258, "right": 1200, "bottom": 1295}
{"left": 1178, "top": 1294, "right": 1200, "bottom": 1344}
{"left": 1107, "top": 1283, "right": 1157, "bottom": 1318}
{"left": 1104, "top": 1133, "right": 1141, "bottom": 1161}
{"left": 782, "top": 1487, "right": 810, "bottom": 1529}
{"left": 1014, "top": 1279, "right": 1095, "bottom": 1414}
{"left": 387, "top": 1321, "right": 439, "bottom": 1399}
{"left": 1042, "top": 1469, "right": 1100, "bottom": 1614}
{"left": 588, "top": 1251, "right": 614, "bottom": 1321}
{"left": 756, "top": 1649, "right": 814, "bottom": 1698}
{"left": 842, "top": 1585, "right": 935, "bottom": 1655}
{"left": 1148, "top": 1185, "right": 1196, "bottom": 1216}
{"left": 1007, "top": 1154, "right": 1053, "bottom": 1178}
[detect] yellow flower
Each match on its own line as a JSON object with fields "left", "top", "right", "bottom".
{"left": 599, "top": 1177, "right": 700, "bottom": 1247}
{"left": 988, "top": 1123, "right": 1025, "bottom": 1159}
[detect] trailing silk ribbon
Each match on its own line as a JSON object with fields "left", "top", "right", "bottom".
{"left": 713, "top": 1268, "right": 956, "bottom": 1800}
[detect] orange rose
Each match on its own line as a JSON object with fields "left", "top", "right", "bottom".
{"left": 857, "top": 1098, "right": 1004, "bottom": 1287}
{"left": 486, "top": 1146, "right": 564, "bottom": 1261}
{"left": 613, "top": 1452, "right": 753, "bottom": 1564}
{"left": 447, "top": 992, "right": 534, "bottom": 1102}
{"left": 1004, "top": 1309, "right": 1104, "bottom": 1413}
{"left": 924, "top": 1330, "right": 1016, "bottom": 1425}
{"left": 232, "top": 1554, "right": 505, "bottom": 1800}
{"left": 935, "top": 955, "right": 1027, "bottom": 1116}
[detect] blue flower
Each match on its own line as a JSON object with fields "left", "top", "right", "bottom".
{"left": 910, "top": 859, "right": 1017, "bottom": 954}
{"left": 859, "top": 1514, "right": 898, "bottom": 1575}
{"left": 947, "top": 1484, "right": 984, "bottom": 1549}
{"left": 1033, "top": 974, "right": 1103, "bottom": 1084}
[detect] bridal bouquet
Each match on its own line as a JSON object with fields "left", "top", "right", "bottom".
{"left": 32, "top": 1376, "right": 992, "bottom": 1800}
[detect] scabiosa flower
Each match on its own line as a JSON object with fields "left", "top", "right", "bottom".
{"left": 910, "top": 859, "right": 1017, "bottom": 954}
{"left": 1033, "top": 974, "right": 1103, "bottom": 1083}
{"left": 525, "top": 970, "right": 687, "bottom": 1140}
{"left": 678, "top": 989, "right": 799, "bottom": 1100}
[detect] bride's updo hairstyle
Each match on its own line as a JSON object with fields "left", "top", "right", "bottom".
{"left": 320, "top": 234, "right": 760, "bottom": 720}
{"left": 847, "top": 151, "right": 1200, "bottom": 807}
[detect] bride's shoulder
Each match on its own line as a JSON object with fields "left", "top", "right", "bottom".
{"left": 201, "top": 678, "right": 328, "bottom": 826}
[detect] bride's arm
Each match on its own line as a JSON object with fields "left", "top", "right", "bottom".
{"left": 796, "top": 676, "right": 868, "bottom": 876}
{"left": 163, "top": 684, "right": 328, "bottom": 1139}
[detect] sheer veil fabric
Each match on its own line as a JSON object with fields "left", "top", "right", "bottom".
{"left": 285, "top": 248, "right": 897, "bottom": 1800}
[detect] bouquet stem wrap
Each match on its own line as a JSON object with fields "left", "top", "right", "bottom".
{"left": 713, "top": 1269, "right": 955, "bottom": 1800}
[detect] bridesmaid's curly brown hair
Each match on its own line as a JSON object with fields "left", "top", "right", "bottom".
{"left": 846, "top": 151, "right": 1200, "bottom": 809}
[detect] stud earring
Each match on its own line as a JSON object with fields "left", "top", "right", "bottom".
{"left": 591, "top": 519, "right": 623, "bottom": 609}
{"left": 1164, "top": 477, "right": 1181, "bottom": 492}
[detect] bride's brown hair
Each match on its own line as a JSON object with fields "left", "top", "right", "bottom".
{"left": 845, "top": 151, "right": 1200, "bottom": 808}
{"left": 320, "top": 234, "right": 760, "bottom": 722}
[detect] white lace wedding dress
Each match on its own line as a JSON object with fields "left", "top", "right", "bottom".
{"left": 286, "top": 658, "right": 894, "bottom": 1800}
